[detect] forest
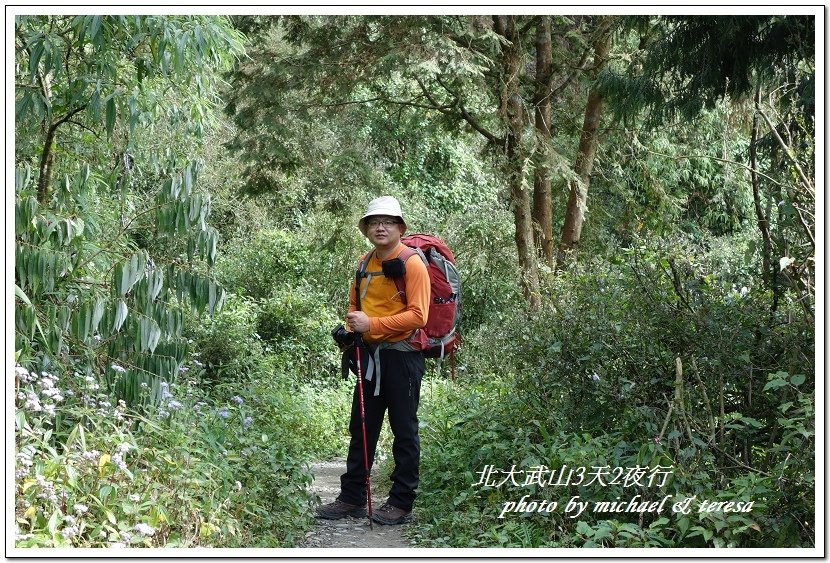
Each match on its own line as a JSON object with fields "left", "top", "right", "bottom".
{"left": 13, "top": 12, "right": 817, "bottom": 551}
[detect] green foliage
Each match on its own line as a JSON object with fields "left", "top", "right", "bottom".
{"left": 13, "top": 360, "right": 328, "bottom": 548}
{"left": 256, "top": 288, "right": 342, "bottom": 381}
{"left": 15, "top": 15, "right": 244, "bottom": 139}
{"left": 584, "top": 102, "right": 753, "bottom": 246}
{"left": 186, "top": 294, "right": 263, "bottom": 383}
{"left": 216, "top": 228, "right": 310, "bottom": 299}
{"left": 15, "top": 159, "right": 226, "bottom": 405}
{"left": 232, "top": 364, "right": 353, "bottom": 461}
{"left": 409, "top": 230, "right": 813, "bottom": 548}
{"left": 15, "top": 15, "right": 242, "bottom": 402}
{"left": 211, "top": 224, "right": 351, "bottom": 382}
{"left": 600, "top": 16, "right": 814, "bottom": 126}
{"left": 449, "top": 205, "right": 522, "bottom": 333}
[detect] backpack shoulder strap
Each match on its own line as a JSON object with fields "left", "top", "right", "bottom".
{"left": 355, "top": 251, "right": 373, "bottom": 311}
{"left": 392, "top": 246, "right": 427, "bottom": 306}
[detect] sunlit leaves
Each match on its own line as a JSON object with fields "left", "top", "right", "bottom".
{"left": 15, "top": 15, "right": 246, "bottom": 142}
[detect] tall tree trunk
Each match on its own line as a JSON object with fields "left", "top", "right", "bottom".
{"left": 750, "top": 87, "right": 773, "bottom": 287}
{"left": 557, "top": 18, "right": 611, "bottom": 269}
{"left": 532, "top": 16, "right": 554, "bottom": 268}
{"left": 495, "top": 15, "right": 540, "bottom": 308}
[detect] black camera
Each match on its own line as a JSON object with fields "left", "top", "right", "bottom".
{"left": 331, "top": 324, "right": 355, "bottom": 349}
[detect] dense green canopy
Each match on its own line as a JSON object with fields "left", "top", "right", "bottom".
{"left": 14, "top": 13, "right": 815, "bottom": 550}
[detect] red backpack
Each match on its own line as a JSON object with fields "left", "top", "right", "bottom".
{"left": 356, "top": 234, "right": 461, "bottom": 377}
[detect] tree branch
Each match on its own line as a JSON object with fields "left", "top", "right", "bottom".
{"left": 414, "top": 76, "right": 456, "bottom": 113}
{"left": 66, "top": 119, "right": 102, "bottom": 138}
{"left": 433, "top": 75, "right": 503, "bottom": 144}
{"left": 519, "top": 16, "right": 541, "bottom": 36}
{"left": 756, "top": 107, "right": 815, "bottom": 197}
{"left": 37, "top": 105, "right": 87, "bottom": 202}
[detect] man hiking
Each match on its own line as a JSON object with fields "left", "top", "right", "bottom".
{"left": 318, "top": 196, "right": 429, "bottom": 526}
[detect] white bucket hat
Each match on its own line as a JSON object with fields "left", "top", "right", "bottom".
{"left": 358, "top": 196, "right": 407, "bottom": 235}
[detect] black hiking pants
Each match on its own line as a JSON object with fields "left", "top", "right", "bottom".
{"left": 338, "top": 346, "right": 424, "bottom": 512}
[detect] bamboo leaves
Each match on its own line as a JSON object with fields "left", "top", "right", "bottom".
{"left": 15, "top": 157, "right": 226, "bottom": 391}
{"left": 139, "top": 316, "right": 162, "bottom": 353}
{"left": 14, "top": 16, "right": 236, "bottom": 405}
{"left": 105, "top": 95, "right": 117, "bottom": 138}
{"left": 114, "top": 252, "right": 147, "bottom": 296}
{"left": 155, "top": 165, "right": 218, "bottom": 266}
{"left": 66, "top": 296, "right": 106, "bottom": 343}
{"left": 113, "top": 299, "right": 129, "bottom": 333}
{"left": 16, "top": 15, "right": 245, "bottom": 140}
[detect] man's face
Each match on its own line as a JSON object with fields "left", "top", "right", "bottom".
{"left": 364, "top": 215, "right": 404, "bottom": 247}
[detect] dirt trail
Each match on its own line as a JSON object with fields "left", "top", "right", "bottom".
{"left": 299, "top": 459, "right": 413, "bottom": 549}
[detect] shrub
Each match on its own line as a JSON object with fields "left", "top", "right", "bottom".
{"left": 13, "top": 359, "right": 316, "bottom": 548}
{"left": 186, "top": 294, "right": 263, "bottom": 383}
{"left": 216, "top": 228, "right": 311, "bottom": 300}
{"left": 255, "top": 286, "right": 342, "bottom": 382}
{"left": 408, "top": 232, "right": 814, "bottom": 548}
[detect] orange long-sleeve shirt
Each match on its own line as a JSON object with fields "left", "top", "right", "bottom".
{"left": 348, "top": 243, "right": 430, "bottom": 344}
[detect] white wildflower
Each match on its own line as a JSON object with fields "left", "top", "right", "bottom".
{"left": 111, "top": 453, "right": 128, "bottom": 472}
{"left": 25, "top": 392, "right": 42, "bottom": 411}
{"left": 134, "top": 523, "right": 156, "bottom": 536}
{"left": 168, "top": 400, "right": 183, "bottom": 411}
{"left": 15, "top": 365, "right": 32, "bottom": 382}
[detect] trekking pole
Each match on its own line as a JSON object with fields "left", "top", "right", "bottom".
{"left": 353, "top": 334, "right": 373, "bottom": 529}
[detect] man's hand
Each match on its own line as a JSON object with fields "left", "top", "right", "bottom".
{"left": 346, "top": 311, "right": 370, "bottom": 334}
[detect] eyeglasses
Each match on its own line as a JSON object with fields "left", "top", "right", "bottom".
{"left": 366, "top": 219, "right": 401, "bottom": 229}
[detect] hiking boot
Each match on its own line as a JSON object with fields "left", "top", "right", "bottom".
{"left": 371, "top": 501, "right": 412, "bottom": 525}
{"left": 315, "top": 499, "right": 367, "bottom": 520}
